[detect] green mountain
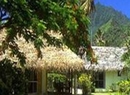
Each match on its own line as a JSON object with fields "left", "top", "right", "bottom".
{"left": 89, "top": 3, "right": 130, "bottom": 46}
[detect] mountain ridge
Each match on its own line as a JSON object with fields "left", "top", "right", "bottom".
{"left": 89, "top": 3, "right": 130, "bottom": 46}
{"left": 89, "top": 3, "right": 130, "bottom": 33}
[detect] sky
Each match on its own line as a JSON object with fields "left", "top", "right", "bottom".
{"left": 95, "top": 0, "right": 130, "bottom": 18}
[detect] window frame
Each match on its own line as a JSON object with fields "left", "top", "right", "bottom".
{"left": 27, "top": 70, "right": 37, "bottom": 94}
{"left": 94, "top": 71, "right": 105, "bottom": 88}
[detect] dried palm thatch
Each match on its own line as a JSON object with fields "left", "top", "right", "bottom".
{"left": 84, "top": 46, "right": 127, "bottom": 71}
{"left": 0, "top": 29, "right": 84, "bottom": 72}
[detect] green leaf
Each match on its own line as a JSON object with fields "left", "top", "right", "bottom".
{"left": 4, "top": 0, "right": 7, "bottom": 3}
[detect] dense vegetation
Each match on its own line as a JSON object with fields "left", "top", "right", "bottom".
{"left": 0, "top": 0, "right": 96, "bottom": 95}
{"left": 89, "top": 3, "right": 130, "bottom": 74}
{"left": 0, "top": 1, "right": 130, "bottom": 95}
{"left": 0, "top": 59, "right": 27, "bottom": 95}
{"left": 0, "top": 0, "right": 95, "bottom": 60}
{"left": 89, "top": 3, "right": 130, "bottom": 47}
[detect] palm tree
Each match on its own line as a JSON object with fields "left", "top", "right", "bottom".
{"left": 95, "top": 29, "right": 106, "bottom": 46}
{"left": 80, "top": 0, "right": 95, "bottom": 15}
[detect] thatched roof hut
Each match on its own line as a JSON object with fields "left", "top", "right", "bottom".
{"left": 0, "top": 29, "right": 84, "bottom": 72}
{"left": 84, "top": 46, "right": 127, "bottom": 71}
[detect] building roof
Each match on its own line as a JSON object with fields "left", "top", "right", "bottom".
{"left": 84, "top": 46, "right": 127, "bottom": 71}
{"left": 0, "top": 29, "right": 84, "bottom": 72}
{"left": 0, "top": 29, "right": 127, "bottom": 72}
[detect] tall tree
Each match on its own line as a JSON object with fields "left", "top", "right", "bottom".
{"left": 94, "top": 29, "right": 106, "bottom": 46}
{"left": 0, "top": 1, "right": 96, "bottom": 94}
{"left": 0, "top": 0, "right": 96, "bottom": 64}
{"left": 122, "top": 26, "right": 130, "bottom": 66}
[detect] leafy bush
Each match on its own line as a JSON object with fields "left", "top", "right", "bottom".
{"left": 78, "top": 74, "right": 93, "bottom": 95}
{"left": 117, "top": 79, "right": 130, "bottom": 94}
{"left": 47, "top": 73, "right": 67, "bottom": 92}
{"left": 0, "top": 59, "right": 27, "bottom": 95}
{"left": 110, "top": 83, "right": 117, "bottom": 92}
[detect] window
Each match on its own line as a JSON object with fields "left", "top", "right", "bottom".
{"left": 117, "top": 70, "right": 121, "bottom": 76}
{"left": 27, "top": 70, "right": 37, "bottom": 93}
{"left": 94, "top": 72, "right": 105, "bottom": 88}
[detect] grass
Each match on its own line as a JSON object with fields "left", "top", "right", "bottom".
{"left": 91, "top": 92, "right": 122, "bottom": 95}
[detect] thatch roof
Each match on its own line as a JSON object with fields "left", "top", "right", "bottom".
{"left": 84, "top": 46, "right": 127, "bottom": 71}
{"left": 0, "top": 29, "right": 84, "bottom": 72}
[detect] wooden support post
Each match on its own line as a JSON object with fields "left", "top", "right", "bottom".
{"left": 37, "top": 70, "right": 42, "bottom": 95}
{"left": 74, "top": 74, "right": 77, "bottom": 95}
{"left": 42, "top": 69, "right": 47, "bottom": 95}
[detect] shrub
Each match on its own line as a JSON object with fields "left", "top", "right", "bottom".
{"left": 48, "top": 73, "right": 67, "bottom": 92}
{"left": 110, "top": 83, "right": 117, "bottom": 92}
{"left": 78, "top": 74, "right": 93, "bottom": 95}
{"left": 0, "top": 59, "right": 27, "bottom": 95}
{"left": 117, "top": 79, "right": 130, "bottom": 94}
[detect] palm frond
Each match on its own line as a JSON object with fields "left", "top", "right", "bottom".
{"left": 80, "top": 0, "right": 95, "bottom": 15}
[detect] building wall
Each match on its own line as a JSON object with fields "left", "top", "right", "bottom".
{"left": 95, "top": 70, "right": 127, "bottom": 92}
{"left": 30, "top": 70, "right": 128, "bottom": 93}
{"left": 105, "top": 70, "right": 127, "bottom": 90}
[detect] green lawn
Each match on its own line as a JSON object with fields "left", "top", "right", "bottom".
{"left": 91, "top": 92, "right": 121, "bottom": 95}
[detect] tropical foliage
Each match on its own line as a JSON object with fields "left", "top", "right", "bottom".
{"left": 117, "top": 79, "right": 130, "bottom": 95}
{"left": 89, "top": 3, "right": 130, "bottom": 47}
{"left": 0, "top": 0, "right": 96, "bottom": 94}
{"left": 0, "top": 58, "right": 27, "bottom": 95}
{"left": 121, "top": 28, "right": 130, "bottom": 66}
{"left": 78, "top": 73, "right": 92, "bottom": 95}
{"left": 0, "top": 0, "right": 96, "bottom": 64}
{"left": 48, "top": 73, "right": 67, "bottom": 91}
